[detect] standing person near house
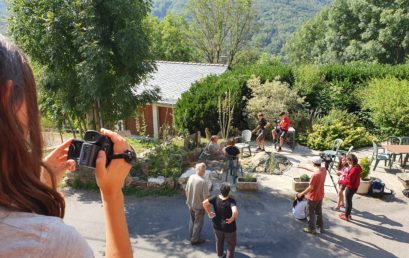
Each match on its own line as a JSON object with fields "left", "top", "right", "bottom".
{"left": 339, "top": 154, "right": 361, "bottom": 221}
{"left": 185, "top": 163, "right": 209, "bottom": 245}
{"left": 252, "top": 112, "right": 270, "bottom": 151}
{"left": 203, "top": 183, "right": 238, "bottom": 258}
{"left": 296, "top": 157, "right": 327, "bottom": 234}
{"left": 334, "top": 154, "right": 350, "bottom": 211}
{"left": 272, "top": 112, "right": 290, "bottom": 152}
{"left": 0, "top": 35, "right": 133, "bottom": 257}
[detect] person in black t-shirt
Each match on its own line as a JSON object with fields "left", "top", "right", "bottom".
{"left": 223, "top": 138, "right": 240, "bottom": 159}
{"left": 203, "top": 183, "right": 238, "bottom": 258}
{"left": 252, "top": 112, "right": 270, "bottom": 152}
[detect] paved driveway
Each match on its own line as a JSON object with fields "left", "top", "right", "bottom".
{"left": 64, "top": 184, "right": 409, "bottom": 258}
{"left": 63, "top": 144, "right": 409, "bottom": 258}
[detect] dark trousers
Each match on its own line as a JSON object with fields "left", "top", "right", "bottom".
{"left": 214, "top": 229, "right": 237, "bottom": 258}
{"left": 189, "top": 208, "right": 205, "bottom": 242}
{"left": 345, "top": 187, "right": 357, "bottom": 217}
{"left": 307, "top": 199, "right": 323, "bottom": 231}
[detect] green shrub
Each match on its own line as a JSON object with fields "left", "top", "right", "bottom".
{"left": 361, "top": 77, "right": 409, "bottom": 136}
{"left": 306, "top": 110, "right": 373, "bottom": 150}
{"left": 245, "top": 76, "right": 305, "bottom": 128}
{"left": 300, "top": 174, "right": 310, "bottom": 182}
{"left": 174, "top": 64, "right": 294, "bottom": 134}
{"left": 359, "top": 157, "right": 371, "bottom": 180}
{"left": 242, "top": 173, "right": 257, "bottom": 182}
{"left": 144, "top": 143, "right": 185, "bottom": 179}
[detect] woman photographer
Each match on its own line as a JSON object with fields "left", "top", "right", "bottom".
{"left": 0, "top": 35, "right": 132, "bottom": 257}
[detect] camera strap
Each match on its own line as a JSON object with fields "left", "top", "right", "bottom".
{"left": 109, "top": 148, "right": 137, "bottom": 165}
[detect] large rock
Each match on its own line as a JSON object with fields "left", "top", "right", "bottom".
{"left": 130, "top": 177, "right": 148, "bottom": 189}
{"left": 242, "top": 152, "right": 269, "bottom": 169}
{"left": 178, "top": 168, "right": 214, "bottom": 191}
{"left": 147, "top": 176, "right": 166, "bottom": 189}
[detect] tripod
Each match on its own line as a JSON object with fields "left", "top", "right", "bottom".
{"left": 322, "top": 154, "right": 339, "bottom": 194}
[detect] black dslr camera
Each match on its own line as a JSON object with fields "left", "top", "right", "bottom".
{"left": 68, "top": 130, "right": 137, "bottom": 168}
{"left": 68, "top": 131, "right": 114, "bottom": 168}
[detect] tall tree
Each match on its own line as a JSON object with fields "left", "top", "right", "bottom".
{"left": 8, "top": 0, "right": 158, "bottom": 129}
{"left": 144, "top": 13, "right": 198, "bottom": 62}
{"left": 187, "top": 0, "right": 256, "bottom": 66}
{"left": 285, "top": 0, "right": 409, "bottom": 65}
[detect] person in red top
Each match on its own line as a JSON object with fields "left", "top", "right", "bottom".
{"left": 339, "top": 154, "right": 362, "bottom": 221}
{"left": 296, "top": 156, "right": 327, "bottom": 234}
{"left": 272, "top": 112, "right": 290, "bottom": 152}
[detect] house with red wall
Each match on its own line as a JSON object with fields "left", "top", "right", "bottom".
{"left": 124, "top": 61, "right": 228, "bottom": 139}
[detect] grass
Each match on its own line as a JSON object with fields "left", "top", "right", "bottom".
{"left": 127, "top": 138, "right": 159, "bottom": 154}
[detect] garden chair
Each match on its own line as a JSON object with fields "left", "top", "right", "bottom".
{"left": 330, "top": 146, "right": 354, "bottom": 172}
{"left": 323, "top": 138, "right": 343, "bottom": 157}
{"left": 398, "top": 136, "right": 409, "bottom": 165}
{"left": 235, "top": 129, "right": 252, "bottom": 157}
{"left": 371, "top": 141, "right": 391, "bottom": 171}
{"left": 199, "top": 141, "right": 211, "bottom": 164}
{"left": 399, "top": 137, "right": 409, "bottom": 145}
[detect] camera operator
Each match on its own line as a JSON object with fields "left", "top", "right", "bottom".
{"left": 0, "top": 36, "right": 132, "bottom": 258}
{"left": 272, "top": 112, "right": 290, "bottom": 152}
{"left": 296, "top": 157, "right": 327, "bottom": 234}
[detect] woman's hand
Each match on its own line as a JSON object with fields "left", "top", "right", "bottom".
{"left": 95, "top": 128, "right": 132, "bottom": 197}
{"left": 226, "top": 216, "right": 235, "bottom": 224}
{"left": 42, "top": 139, "right": 76, "bottom": 187}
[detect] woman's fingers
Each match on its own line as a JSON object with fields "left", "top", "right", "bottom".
{"left": 66, "top": 159, "right": 76, "bottom": 171}
{"left": 55, "top": 139, "right": 73, "bottom": 152}
{"left": 100, "top": 128, "right": 129, "bottom": 152}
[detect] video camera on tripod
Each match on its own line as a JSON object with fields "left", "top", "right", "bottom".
{"left": 320, "top": 152, "right": 333, "bottom": 171}
{"left": 319, "top": 152, "right": 339, "bottom": 193}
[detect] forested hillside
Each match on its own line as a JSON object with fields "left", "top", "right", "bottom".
{"left": 152, "top": 0, "right": 332, "bottom": 55}
{"left": 0, "top": 0, "right": 6, "bottom": 32}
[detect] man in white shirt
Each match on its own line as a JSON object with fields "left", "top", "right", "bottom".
{"left": 185, "top": 163, "right": 209, "bottom": 245}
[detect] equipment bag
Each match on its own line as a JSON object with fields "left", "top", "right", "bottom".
{"left": 368, "top": 178, "right": 393, "bottom": 197}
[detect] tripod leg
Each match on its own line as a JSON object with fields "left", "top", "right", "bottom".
{"left": 328, "top": 160, "right": 339, "bottom": 194}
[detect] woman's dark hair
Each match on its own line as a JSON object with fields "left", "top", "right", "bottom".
{"left": 227, "top": 137, "right": 236, "bottom": 146}
{"left": 347, "top": 153, "right": 358, "bottom": 166}
{"left": 0, "top": 35, "right": 65, "bottom": 218}
{"left": 220, "top": 183, "right": 230, "bottom": 197}
{"left": 337, "top": 154, "right": 348, "bottom": 170}
{"left": 279, "top": 112, "right": 286, "bottom": 116}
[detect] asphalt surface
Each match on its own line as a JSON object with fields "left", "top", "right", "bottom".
{"left": 63, "top": 144, "right": 409, "bottom": 258}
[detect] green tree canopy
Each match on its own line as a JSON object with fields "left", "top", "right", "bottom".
{"left": 8, "top": 0, "right": 157, "bottom": 129}
{"left": 187, "top": 0, "right": 257, "bottom": 66}
{"left": 144, "top": 13, "right": 198, "bottom": 62}
{"left": 361, "top": 77, "right": 409, "bottom": 136}
{"left": 285, "top": 0, "right": 409, "bottom": 65}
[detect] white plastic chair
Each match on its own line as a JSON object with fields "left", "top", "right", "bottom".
{"left": 235, "top": 130, "right": 252, "bottom": 157}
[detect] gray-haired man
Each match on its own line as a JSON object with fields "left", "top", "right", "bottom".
{"left": 185, "top": 163, "right": 209, "bottom": 245}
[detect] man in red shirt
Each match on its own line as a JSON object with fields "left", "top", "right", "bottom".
{"left": 272, "top": 112, "right": 290, "bottom": 152}
{"left": 296, "top": 156, "right": 327, "bottom": 234}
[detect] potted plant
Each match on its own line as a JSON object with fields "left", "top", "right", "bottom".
{"left": 237, "top": 173, "right": 258, "bottom": 191}
{"left": 357, "top": 156, "right": 372, "bottom": 194}
{"left": 292, "top": 174, "right": 310, "bottom": 192}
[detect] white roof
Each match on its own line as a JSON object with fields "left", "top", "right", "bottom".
{"left": 136, "top": 61, "right": 228, "bottom": 105}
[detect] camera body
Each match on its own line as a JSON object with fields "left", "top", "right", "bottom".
{"left": 68, "top": 131, "right": 114, "bottom": 168}
{"left": 320, "top": 152, "right": 333, "bottom": 170}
